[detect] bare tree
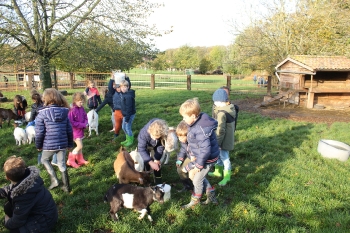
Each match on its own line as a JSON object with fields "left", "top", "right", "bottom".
{"left": 0, "top": 0, "right": 162, "bottom": 89}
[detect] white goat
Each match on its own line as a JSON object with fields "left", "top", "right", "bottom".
{"left": 13, "top": 124, "right": 27, "bottom": 146}
{"left": 26, "top": 125, "right": 35, "bottom": 144}
{"left": 160, "top": 127, "right": 178, "bottom": 165}
{"left": 129, "top": 148, "right": 145, "bottom": 172}
{"left": 87, "top": 110, "right": 99, "bottom": 136}
{"left": 24, "top": 112, "right": 31, "bottom": 123}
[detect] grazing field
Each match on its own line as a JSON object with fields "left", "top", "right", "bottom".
{"left": 0, "top": 89, "right": 349, "bottom": 233}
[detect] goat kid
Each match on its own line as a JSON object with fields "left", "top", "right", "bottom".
{"left": 160, "top": 127, "right": 178, "bottom": 165}
{"left": 87, "top": 110, "right": 98, "bottom": 137}
{"left": 129, "top": 148, "right": 144, "bottom": 172}
{"left": 0, "top": 108, "right": 19, "bottom": 128}
{"left": 26, "top": 125, "right": 35, "bottom": 144}
{"left": 114, "top": 147, "right": 151, "bottom": 186}
{"left": 104, "top": 183, "right": 165, "bottom": 222}
{"left": 13, "top": 123, "right": 27, "bottom": 146}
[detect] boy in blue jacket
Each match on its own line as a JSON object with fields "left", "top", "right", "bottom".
{"left": 178, "top": 98, "right": 219, "bottom": 208}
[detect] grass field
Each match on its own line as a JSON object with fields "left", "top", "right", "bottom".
{"left": 0, "top": 89, "right": 349, "bottom": 232}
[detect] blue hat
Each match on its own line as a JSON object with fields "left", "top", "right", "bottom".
{"left": 212, "top": 89, "right": 228, "bottom": 102}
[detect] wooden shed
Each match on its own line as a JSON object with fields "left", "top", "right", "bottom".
{"left": 275, "top": 55, "right": 350, "bottom": 109}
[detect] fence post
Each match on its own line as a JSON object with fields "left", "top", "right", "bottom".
{"left": 267, "top": 76, "right": 272, "bottom": 96}
{"left": 226, "top": 75, "right": 231, "bottom": 91}
{"left": 53, "top": 69, "right": 58, "bottom": 90}
{"left": 69, "top": 72, "right": 74, "bottom": 89}
{"left": 187, "top": 75, "right": 191, "bottom": 90}
{"left": 151, "top": 74, "right": 155, "bottom": 89}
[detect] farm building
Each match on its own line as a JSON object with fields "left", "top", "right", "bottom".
{"left": 274, "top": 55, "right": 350, "bottom": 109}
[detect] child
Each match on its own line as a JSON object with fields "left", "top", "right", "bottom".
{"left": 120, "top": 79, "right": 136, "bottom": 147}
{"left": 85, "top": 80, "right": 102, "bottom": 110}
{"left": 175, "top": 120, "right": 194, "bottom": 192}
{"left": 209, "top": 89, "right": 235, "bottom": 186}
{"left": 137, "top": 118, "right": 168, "bottom": 184}
{"left": 35, "top": 88, "right": 73, "bottom": 192}
{"left": 0, "top": 156, "right": 58, "bottom": 232}
{"left": 179, "top": 98, "right": 219, "bottom": 208}
{"left": 67, "top": 92, "right": 89, "bottom": 168}
{"left": 13, "top": 94, "right": 27, "bottom": 121}
{"left": 112, "top": 82, "right": 123, "bottom": 140}
{"left": 28, "top": 93, "right": 43, "bottom": 124}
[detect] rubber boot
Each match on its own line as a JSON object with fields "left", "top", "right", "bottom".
{"left": 61, "top": 170, "right": 71, "bottom": 193}
{"left": 42, "top": 159, "right": 59, "bottom": 190}
{"left": 66, "top": 152, "right": 80, "bottom": 168}
{"left": 181, "top": 196, "right": 200, "bottom": 209}
{"left": 218, "top": 170, "right": 231, "bottom": 186}
{"left": 120, "top": 137, "right": 128, "bottom": 146}
{"left": 76, "top": 153, "right": 89, "bottom": 166}
{"left": 124, "top": 135, "right": 134, "bottom": 147}
{"left": 202, "top": 188, "right": 218, "bottom": 205}
{"left": 37, "top": 151, "right": 42, "bottom": 165}
{"left": 208, "top": 165, "right": 223, "bottom": 177}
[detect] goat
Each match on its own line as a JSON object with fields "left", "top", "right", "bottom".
{"left": 87, "top": 110, "right": 98, "bottom": 136}
{"left": 26, "top": 125, "right": 35, "bottom": 144}
{"left": 114, "top": 147, "right": 151, "bottom": 186}
{"left": 24, "top": 112, "right": 31, "bottom": 123}
{"left": 129, "top": 148, "right": 145, "bottom": 172}
{"left": 160, "top": 127, "right": 178, "bottom": 165}
{"left": 13, "top": 123, "right": 27, "bottom": 146}
{"left": 104, "top": 183, "right": 165, "bottom": 222}
{"left": 0, "top": 108, "right": 19, "bottom": 128}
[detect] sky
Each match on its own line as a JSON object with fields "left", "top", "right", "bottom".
{"left": 148, "top": 0, "right": 251, "bottom": 51}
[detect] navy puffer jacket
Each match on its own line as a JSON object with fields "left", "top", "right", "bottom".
{"left": 35, "top": 105, "right": 74, "bottom": 150}
{"left": 121, "top": 89, "right": 136, "bottom": 122}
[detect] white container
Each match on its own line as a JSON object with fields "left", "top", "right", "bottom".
{"left": 317, "top": 139, "right": 350, "bottom": 162}
{"left": 157, "top": 184, "right": 171, "bottom": 202}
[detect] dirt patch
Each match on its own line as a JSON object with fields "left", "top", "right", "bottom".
{"left": 235, "top": 97, "right": 350, "bottom": 124}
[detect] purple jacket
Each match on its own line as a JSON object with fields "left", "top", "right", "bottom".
{"left": 68, "top": 105, "right": 88, "bottom": 139}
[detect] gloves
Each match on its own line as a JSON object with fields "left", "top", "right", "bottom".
{"left": 176, "top": 160, "right": 182, "bottom": 167}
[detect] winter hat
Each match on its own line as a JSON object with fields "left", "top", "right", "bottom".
{"left": 114, "top": 72, "right": 126, "bottom": 85}
{"left": 212, "top": 89, "right": 228, "bottom": 102}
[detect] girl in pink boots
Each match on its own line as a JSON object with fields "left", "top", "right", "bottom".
{"left": 67, "top": 92, "right": 89, "bottom": 168}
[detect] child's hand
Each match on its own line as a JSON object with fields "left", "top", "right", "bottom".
{"left": 37, "top": 149, "right": 42, "bottom": 151}
{"left": 149, "top": 161, "right": 160, "bottom": 171}
{"left": 154, "top": 160, "right": 161, "bottom": 165}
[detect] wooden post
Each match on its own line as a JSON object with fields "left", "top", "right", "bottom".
{"left": 267, "top": 76, "right": 272, "bottom": 96}
{"left": 69, "top": 72, "right": 74, "bottom": 89}
{"left": 151, "top": 74, "right": 155, "bottom": 89}
{"left": 53, "top": 68, "right": 58, "bottom": 90}
{"left": 226, "top": 75, "right": 231, "bottom": 91}
{"left": 187, "top": 75, "right": 191, "bottom": 90}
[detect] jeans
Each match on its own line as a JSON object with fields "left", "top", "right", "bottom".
{"left": 122, "top": 114, "right": 135, "bottom": 136}
{"left": 216, "top": 149, "right": 232, "bottom": 170}
{"left": 41, "top": 150, "right": 67, "bottom": 172}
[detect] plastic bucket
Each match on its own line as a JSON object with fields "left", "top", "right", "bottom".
{"left": 157, "top": 184, "right": 171, "bottom": 202}
{"left": 317, "top": 139, "right": 350, "bottom": 162}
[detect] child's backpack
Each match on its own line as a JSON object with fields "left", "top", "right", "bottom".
{"left": 218, "top": 104, "right": 239, "bottom": 132}
{"left": 233, "top": 104, "right": 239, "bottom": 131}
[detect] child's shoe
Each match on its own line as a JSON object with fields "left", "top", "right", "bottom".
{"left": 208, "top": 165, "right": 223, "bottom": 177}
{"left": 76, "top": 153, "right": 89, "bottom": 166}
{"left": 181, "top": 196, "right": 200, "bottom": 209}
{"left": 123, "top": 135, "right": 134, "bottom": 147}
{"left": 201, "top": 188, "right": 218, "bottom": 205}
{"left": 66, "top": 152, "right": 80, "bottom": 168}
{"left": 218, "top": 170, "right": 231, "bottom": 186}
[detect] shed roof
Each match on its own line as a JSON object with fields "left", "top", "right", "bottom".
{"left": 276, "top": 55, "right": 350, "bottom": 72}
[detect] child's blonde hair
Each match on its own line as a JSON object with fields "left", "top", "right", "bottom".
{"left": 120, "top": 80, "right": 129, "bottom": 87}
{"left": 87, "top": 80, "right": 96, "bottom": 86}
{"left": 179, "top": 98, "right": 200, "bottom": 117}
{"left": 30, "top": 89, "right": 39, "bottom": 96}
{"left": 42, "top": 88, "right": 69, "bottom": 107}
{"left": 3, "top": 156, "right": 26, "bottom": 182}
{"left": 147, "top": 119, "right": 168, "bottom": 139}
{"left": 72, "top": 92, "right": 86, "bottom": 104}
{"left": 176, "top": 120, "right": 188, "bottom": 136}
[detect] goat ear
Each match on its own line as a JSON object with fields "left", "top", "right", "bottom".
{"left": 139, "top": 177, "right": 143, "bottom": 184}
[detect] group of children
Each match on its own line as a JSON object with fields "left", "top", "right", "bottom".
{"left": 0, "top": 81, "right": 236, "bottom": 231}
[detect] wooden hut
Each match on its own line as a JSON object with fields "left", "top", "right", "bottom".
{"left": 275, "top": 55, "right": 350, "bottom": 109}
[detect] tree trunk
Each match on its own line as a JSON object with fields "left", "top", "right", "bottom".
{"left": 39, "top": 56, "right": 52, "bottom": 90}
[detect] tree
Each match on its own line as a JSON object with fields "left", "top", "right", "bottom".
{"left": 0, "top": 0, "right": 161, "bottom": 89}
{"left": 172, "top": 46, "right": 199, "bottom": 70}
{"left": 199, "top": 57, "right": 213, "bottom": 74}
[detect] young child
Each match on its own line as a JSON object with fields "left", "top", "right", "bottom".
{"left": 179, "top": 98, "right": 219, "bottom": 208}
{"left": 27, "top": 93, "right": 43, "bottom": 124}
{"left": 35, "top": 88, "right": 73, "bottom": 192}
{"left": 67, "top": 92, "right": 89, "bottom": 168}
{"left": 209, "top": 88, "right": 235, "bottom": 186}
{"left": 85, "top": 80, "right": 102, "bottom": 110}
{"left": 175, "top": 120, "right": 194, "bottom": 192}
{"left": 137, "top": 118, "right": 168, "bottom": 184}
{"left": 0, "top": 156, "right": 58, "bottom": 232}
{"left": 13, "top": 94, "right": 27, "bottom": 121}
{"left": 112, "top": 82, "right": 123, "bottom": 140}
{"left": 120, "top": 79, "right": 136, "bottom": 147}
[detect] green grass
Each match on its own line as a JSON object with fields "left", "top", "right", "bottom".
{"left": 0, "top": 89, "right": 349, "bottom": 232}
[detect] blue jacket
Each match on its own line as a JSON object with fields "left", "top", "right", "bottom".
{"left": 137, "top": 118, "right": 165, "bottom": 163}
{"left": 0, "top": 166, "right": 58, "bottom": 232}
{"left": 112, "top": 91, "right": 122, "bottom": 111}
{"left": 35, "top": 105, "right": 74, "bottom": 150}
{"left": 184, "top": 112, "right": 219, "bottom": 171}
{"left": 121, "top": 89, "right": 136, "bottom": 122}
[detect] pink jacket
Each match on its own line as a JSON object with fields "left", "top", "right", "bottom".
{"left": 68, "top": 105, "right": 88, "bottom": 139}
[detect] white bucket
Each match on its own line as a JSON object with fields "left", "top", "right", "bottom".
{"left": 317, "top": 139, "right": 350, "bottom": 162}
{"left": 157, "top": 184, "right": 171, "bottom": 202}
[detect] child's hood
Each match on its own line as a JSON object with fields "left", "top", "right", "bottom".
{"left": 195, "top": 113, "right": 218, "bottom": 136}
{"left": 11, "top": 166, "right": 41, "bottom": 198}
{"left": 40, "top": 105, "right": 69, "bottom": 122}
{"left": 124, "top": 89, "right": 135, "bottom": 98}
{"left": 215, "top": 104, "right": 236, "bottom": 118}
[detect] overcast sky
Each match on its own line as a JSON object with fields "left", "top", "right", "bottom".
{"left": 148, "top": 0, "right": 252, "bottom": 51}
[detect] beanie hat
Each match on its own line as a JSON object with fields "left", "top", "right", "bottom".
{"left": 114, "top": 72, "right": 126, "bottom": 85}
{"left": 212, "top": 89, "right": 228, "bottom": 102}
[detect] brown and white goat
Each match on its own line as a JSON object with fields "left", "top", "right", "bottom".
{"left": 104, "top": 183, "right": 165, "bottom": 222}
{"left": 0, "top": 108, "right": 19, "bottom": 128}
{"left": 114, "top": 147, "right": 151, "bottom": 186}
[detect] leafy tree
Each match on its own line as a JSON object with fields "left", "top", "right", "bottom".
{"left": 209, "top": 46, "right": 227, "bottom": 69}
{"left": 173, "top": 45, "right": 199, "bottom": 70}
{"left": 0, "top": 0, "right": 161, "bottom": 89}
{"left": 199, "top": 57, "right": 213, "bottom": 74}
